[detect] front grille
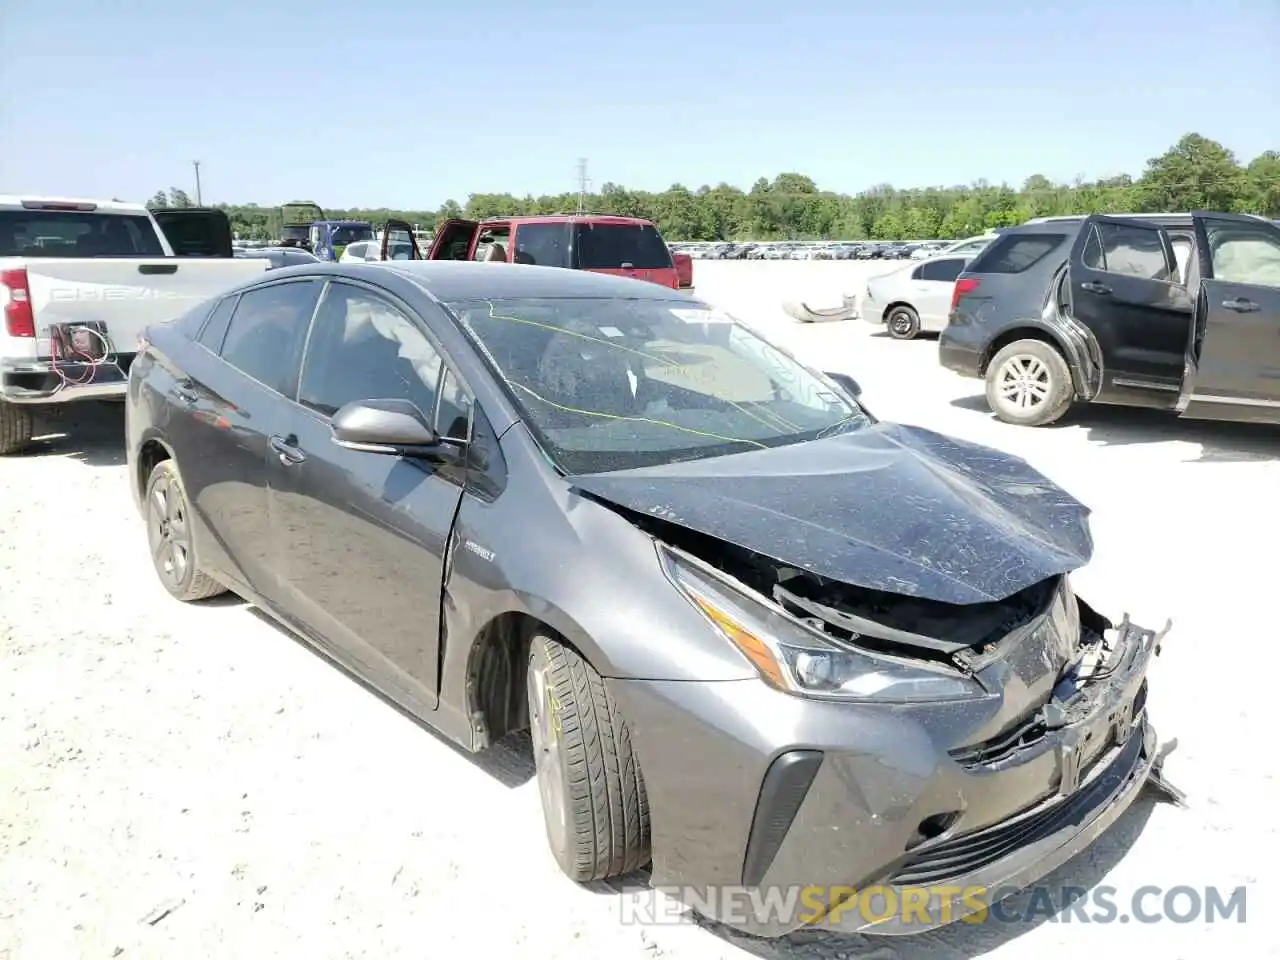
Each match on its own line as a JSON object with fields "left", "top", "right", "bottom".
{"left": 889, "top": 732, "right": 1145, "bottom": 886}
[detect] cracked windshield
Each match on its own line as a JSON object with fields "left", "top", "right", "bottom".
{"left": 450, "top": 298, "right": 868, "bottom": 473}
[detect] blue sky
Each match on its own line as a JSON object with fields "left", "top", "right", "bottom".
{"left": 1, "top": 0, "right": 1275, "bottom": 209}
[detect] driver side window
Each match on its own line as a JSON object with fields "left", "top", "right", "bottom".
{"left": 298, "top": 281, "right": 445, "bottom": 421}
{"left": 1204, "top": 220, "right": 1280, "bottom": 288}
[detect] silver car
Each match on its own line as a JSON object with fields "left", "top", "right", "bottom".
{"left": 861, "top": 255, "right": 971, "bottom": 339}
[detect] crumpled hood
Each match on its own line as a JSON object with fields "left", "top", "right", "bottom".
{"left": 567, "top": 423, "right": 1093, "bottom": 605}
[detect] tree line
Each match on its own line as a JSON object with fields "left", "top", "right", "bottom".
{"left": 148, "top": 134, "right": 1278, "bottom": 243}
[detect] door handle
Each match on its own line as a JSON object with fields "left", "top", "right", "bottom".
{"left": 1222, "top": 298, "right": 1259, "bottom": 313}
{"left": 269, "top": 434, "right": 306, "bottom": 465}
{"left": 174, "top": 383, "right": 198, "bottom": 405}
{"left": 1080, "top": 281, "right": 1112, "bottom": 295}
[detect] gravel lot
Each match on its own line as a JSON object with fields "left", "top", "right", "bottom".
{"left": 3, "top": 260, "right": 1278, "bottom": 960}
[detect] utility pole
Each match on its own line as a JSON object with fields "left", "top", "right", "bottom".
{"left": 192, "top": 160, "right": 203, "bottom": 205}
{"left": 575, "top": 158, "right": 590, "bottom": 214}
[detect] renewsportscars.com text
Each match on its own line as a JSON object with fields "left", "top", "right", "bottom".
{"left": 619, "top": 883, "right": 1249, "bottom": 928}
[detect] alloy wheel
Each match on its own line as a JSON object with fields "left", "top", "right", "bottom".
{"left": 996, "top": 354, "right": 1051, "bottom": 412}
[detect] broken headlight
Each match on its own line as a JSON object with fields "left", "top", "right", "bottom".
{"left": 659, "top": 544, "right": 984, "bottom": 702}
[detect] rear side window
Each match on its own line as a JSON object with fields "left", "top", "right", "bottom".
{"left": 574, "top": 222, "right": 672, "bottom": 270}
{"left": 173, "top": 301, "right": 215, "bottom": 339}
{"left": 0, "top": 211, "right": 163, "bottom": 257}
{"left": 917, "top": 258, "right": 966, "bottom": 282}
{"left": 198, "top": 295, "right": 239, "bottom": 351}
{"left": 512, "top": 223, "right": 571, "bottom": 268}
{"left": 970, "top": 233, "right": 1067, "bottom": 274}
{"left": 219, "top": 280, "right": 323, "bottom": 395}
{"left": 1081, "top": 222, "right": 1173, "bottom": 280}
{"left": 153, "top": 211, "right": 230, "bottom": 257}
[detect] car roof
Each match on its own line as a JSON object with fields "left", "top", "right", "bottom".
{"left": 265, "top": 260, "right": 697, "bottom": 304}
{"left": 0, "top": 196, "right": 148, "bottom": 215}
{"left": 478, "top": 214, "right": 656, "bottom": 227}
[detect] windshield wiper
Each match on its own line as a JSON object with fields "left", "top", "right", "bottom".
{"left": 814, "top": 413, "right": 866, "bottom": 440}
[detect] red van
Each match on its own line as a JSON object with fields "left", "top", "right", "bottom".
{"left": 382, "top": 214, "right": 682, "bottom": 290}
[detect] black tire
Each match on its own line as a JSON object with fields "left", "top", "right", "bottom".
{"left": 885, "top": 305, "right": 921, "bottom": 340}
{"left": 527, "top": 633, "right": 650, "bottom": 881}
{"left": 0, "top": 401, "right": 35, "bottom": 455}
{"left": 144, "top": 459, "right": 227, "bottom": 602}
{"left": 984, "top": 339, "right": 1074, "bottom": 427}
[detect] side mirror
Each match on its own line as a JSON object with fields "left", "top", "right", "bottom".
{"left": 824, "top": 371, "right": 862, "bottom": 398}
{"left": 331, "top": 398, "right": 462, "bottom": 459}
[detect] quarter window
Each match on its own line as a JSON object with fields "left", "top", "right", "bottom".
{"left": 917, "top": 258, "right": 966, "bottom": 282}
{"left": 196, "top": 295, "right": 238, "bottom": 351}
{"left": 972, "top": 234, "right": 1066, "bottom": 274}
{"left": 512, "top": 223, "right": 571, "bottom": 268}
{"left": 219, "top": 281, "right": 322, "bottom": 394}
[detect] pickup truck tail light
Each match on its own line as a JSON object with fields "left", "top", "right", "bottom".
{"left": 1, "top": 268, "right": 36, "bottom": 337}
{"left": 950, "top": 277, "right": 981, "bottom": 312}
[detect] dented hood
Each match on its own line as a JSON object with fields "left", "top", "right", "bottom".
{"left": 568, "top": 423, "right": 1093, "bottom": 605}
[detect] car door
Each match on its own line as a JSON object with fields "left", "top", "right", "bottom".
{"left": 167, "top": 278, "right": 324, "bottom": 598}
{"left": 266, "top": 278, "right": 471, "bottom": 712}
{"left": 427, "top": 218, "right": 480, "bottom": 260}
{"left": 912, "top": 257, "right": 967, "bottom": 330}
{"left": 1176, "top": 213, "right": 1280, "bottom": 424}
{"left": 1067, "top": 214, "right": 1193, "bottom": 402}
{"left": 379, "top": 219, "right": 422, "bottom": 260}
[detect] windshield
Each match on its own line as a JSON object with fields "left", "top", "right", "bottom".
{"left": 448, "top": 297, "right": 868, "bottom": 474}
{"left": 331, "top": 224, "right": 374, "bottom": 246}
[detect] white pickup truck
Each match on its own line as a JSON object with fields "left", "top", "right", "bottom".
{"left": 0, "top": 196, "right": 270, "bottom": 453}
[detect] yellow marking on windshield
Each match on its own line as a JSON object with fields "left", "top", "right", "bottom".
{"left": 478, "top": 301, "right": 802, "bottom": 434}
{"left": 509, "top": 382, "right": 769, "bottom": 449}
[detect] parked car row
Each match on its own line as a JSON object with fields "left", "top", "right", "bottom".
{"left": 671, "top": 239, "right": 949, "bottom": 261}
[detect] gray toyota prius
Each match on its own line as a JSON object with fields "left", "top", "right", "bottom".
{"left": 126, "top": 260, "right": 1175, "bottom": 937}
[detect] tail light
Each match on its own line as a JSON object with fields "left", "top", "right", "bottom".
{"left": 1, "top": 268, "right": 35, "bottom": 337}
{"left": 950, "top": 277, "right": 981, "bottom": 312}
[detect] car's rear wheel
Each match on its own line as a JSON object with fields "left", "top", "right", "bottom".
{"left": 886, "top": 305, "right": 920, "bottom": 340}
{"left": 985, "top": 339, "right": 1074, "bottom": 426}
{"left": 0, "top": 401, "right": 35, "bottom": 455}
{"left": 527, "top": 632, "right": 650, "bottom": 881}
{"left": 145, "top": 459, "right": 227, "bottom": 602}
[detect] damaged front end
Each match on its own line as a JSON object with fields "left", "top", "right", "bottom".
{"left": 649, "top": 522, "right": 1182, "bottom": 813}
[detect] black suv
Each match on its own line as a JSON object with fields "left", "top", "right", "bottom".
{"left": 938, "top": 212, "right": 1280, "bottom": 427}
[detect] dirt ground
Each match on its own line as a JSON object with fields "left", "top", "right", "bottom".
{"left": 2, "top": 261, "right": 1278, "bottom": 959}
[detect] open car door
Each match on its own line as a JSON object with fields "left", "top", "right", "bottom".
{"left": 1176, "top": 212, "right": 1280, "bottom": 424}
{"left": 378, "top": 219, "right": 422, "bottom": 261}
{"left": 427, "top": 218, "right": 479, "bottom": 260}
{"left": 152, "top": 208, "right": 235, "bottom": 257}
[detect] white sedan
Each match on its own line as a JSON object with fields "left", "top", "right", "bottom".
{"left": 860, "top": 254, "right": 971, "bottom": 340}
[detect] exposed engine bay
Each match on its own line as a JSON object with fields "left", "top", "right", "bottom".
{"left": 625, "top": 505, "right": 1062, "bottom": 667}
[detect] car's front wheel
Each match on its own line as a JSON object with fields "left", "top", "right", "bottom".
{"left": 145, "top": 459, "right": 228, "bottom": 602}
{"left": 527, "top": 633, "right": 650, "bottom": 881}
{"left": 985, "top": 339, "right": 1074, "bottom": 426}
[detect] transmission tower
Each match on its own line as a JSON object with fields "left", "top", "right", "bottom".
{"left": 575, "top": 158, "right": 591, "bottom": 214}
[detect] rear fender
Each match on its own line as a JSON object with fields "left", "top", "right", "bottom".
{"left": 982, "top": 266, "right": 1102, "bottom": 400}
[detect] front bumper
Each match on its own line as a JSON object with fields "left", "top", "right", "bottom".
{"left": 1, "top": 355, "right": 134, "bottom": 404}
{"left": 611, "top": 612, "right": 1163, "bottom": 938}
